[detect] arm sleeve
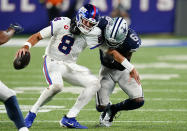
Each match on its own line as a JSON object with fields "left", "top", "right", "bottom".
{"left": 87, "top": 35, "right": 102, "bottom": 49}
{"left": 86, "top": 27, "right": 102, "bottom": 49}
{"left": 40, "top": 26, "right": 52, "bottom": 38}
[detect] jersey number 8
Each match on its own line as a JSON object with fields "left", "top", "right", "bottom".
{"left": 58, "top": 35, "right": 75, "bottom": 55}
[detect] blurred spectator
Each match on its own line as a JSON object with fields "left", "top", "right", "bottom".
{"left": 61, "top": 0, "right": 85, "bottom": 19}
{"left": 63, "top": 0, "right": 78, "bottom": 19}
{"left": 111, "top": 0, "right": 131, "bottom": 25}
{"left": 39, "top": 0, "right": 63, "bottom": 22}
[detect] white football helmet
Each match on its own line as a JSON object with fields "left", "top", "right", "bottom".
{"left": 105, "top": 17, "right": 128, "bottom": 48}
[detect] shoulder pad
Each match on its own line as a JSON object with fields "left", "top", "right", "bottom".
{"left": 50, "top": 17, "right": 71, "bottom": 36}
{"left": 124, "top": 28, "right": 141, "bottom": 51}
{"left": 88, "top": 27, "right": 101, "bottom": 36}
{"left": 52, "top": 17, "right": 71, "bottom": 24}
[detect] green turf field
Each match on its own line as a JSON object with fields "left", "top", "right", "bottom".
{"left": 0, "top": 46, "right": 187, "bottom": 131}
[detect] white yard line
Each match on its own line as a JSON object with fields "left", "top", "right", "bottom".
{"left": 135, "top": 63, "right": 187, "bottom": 69}
{"left": 12, "top": 87, "right": 187, "bottom": 94}
{"left": 142, "top": 81, "right": 187, "bottom": 86}
{"left": 2, "top": 38, "right": 187, "bottom": 47}
{"left": 0, "top": 105, "right": 187, "bottom": 113}
{"left": 158, "top": 55, "right": 187, "bottom": 61}
{"left": 44, "top": 108, "right": 187, "bottom": 112}
{"left": 0, "top": 120, "right": 186, "bottom": 123}
{"left": 143, "top": 89, "right": 187, "bottom": 93}
{"left": 0, "top": 69, "right": 41, "bottom": 73}
{"left": 1, "top": 73, "right": 180, "bottom": 80}
{"left": 17, "top": 97, "right": 187, "bottom": 101}
{"left": 2, "top": 81, "right": 187, "bottom": 87}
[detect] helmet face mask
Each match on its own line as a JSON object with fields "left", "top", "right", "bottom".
{"left": 78, "top": 16, "right": 97, "bottom": 33}
{"left": 105, "top": 17, "right": 128, "bottom": 48}
{"left": 106, "top": 39, "right": 123, "bottom": 48}
{"left": 76, "top": 4, "right": 100, "bottom": 34}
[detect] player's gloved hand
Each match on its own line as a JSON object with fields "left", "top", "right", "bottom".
{"left": 9, "top": 23, "right": 24, "bottom": 34}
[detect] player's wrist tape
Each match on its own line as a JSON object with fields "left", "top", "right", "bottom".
{"left": 121, "top": 59, "right": 134, "bottom": 72}
{"left": 24, "top": 42, "right": 32, "bottom": 49}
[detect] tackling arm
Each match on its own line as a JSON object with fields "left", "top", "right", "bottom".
{"left": 0, "top": 23, "right": 24, "bottom": 45}
{"left": 126, "top": 52, "right": 132, "bottom": 61}
{"left": 107, "top": 49, "right": 125, "bottom": 63}
{"left": 0, "top": 28, "right": 15, "bottom": 45}
{"left": 107, "top": 49, "right": 141, "bottom": 85}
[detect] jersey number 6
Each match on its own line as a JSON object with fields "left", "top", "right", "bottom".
{"left": 58, "top": 35, "right": 75, "bottom": 55}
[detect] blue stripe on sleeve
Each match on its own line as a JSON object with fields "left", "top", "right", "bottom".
{"left": 90, "top": 43, "right": 102, "bottom": 49}
{"left": 50, "top": 21, "right": 53, "bottom": 36}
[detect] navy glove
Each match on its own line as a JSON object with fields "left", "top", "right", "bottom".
{"left": 9, "top": 23, "right": 24, "bottom": 33}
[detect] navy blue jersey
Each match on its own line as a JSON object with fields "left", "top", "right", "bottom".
{"left": 98, "top": 16, "right": 141, "bottom": 71}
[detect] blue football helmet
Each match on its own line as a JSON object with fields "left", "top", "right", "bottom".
{"left": 76, "top": 4, "right": 100, "bottom": 34}
{"left": 105, "top": 17, "right": 128, "bottom": 48}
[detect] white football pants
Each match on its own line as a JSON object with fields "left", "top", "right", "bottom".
{"left": 0, "top": 81, "right": 16, "bottom": 102}
{"left": 43, "top": 56, "right": 100, "bottom": 117}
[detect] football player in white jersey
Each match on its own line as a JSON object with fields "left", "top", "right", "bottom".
{"left": 96, "top": 17, "right": 144, "bottom": 127}
{"left": 0, "top": 24, "right": 29, "bottom": 131}
{"left": 16, "top": 4, "right": 101, "bottom": 129}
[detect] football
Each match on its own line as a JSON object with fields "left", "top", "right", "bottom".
{"left": 13, "top": 51, "right": 30, "bottom": 70}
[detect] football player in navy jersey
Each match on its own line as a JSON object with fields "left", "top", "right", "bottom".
{"left": 96, "top": 16, "right": 144, "bottom": 127}
{"left": 0, "top": 24, "right": 29, "bottom": 131}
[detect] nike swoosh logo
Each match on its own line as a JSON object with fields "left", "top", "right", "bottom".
{"left": 65, "top": 121, "right": 74, "bottom": 126}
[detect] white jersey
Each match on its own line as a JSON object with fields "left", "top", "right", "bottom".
{"left": 40, "top": 17, "right": 101, "bottom": 63}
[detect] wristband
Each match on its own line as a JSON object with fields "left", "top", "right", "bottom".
{"left": 24, "top": 42, "right": 32, "bottom": 49}
{"left": 121, "top": 59, "right": 134, "bottom": 72}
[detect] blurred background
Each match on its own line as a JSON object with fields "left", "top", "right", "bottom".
{"left": 0, "top": 0, "right": 187, "bottom": 36}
